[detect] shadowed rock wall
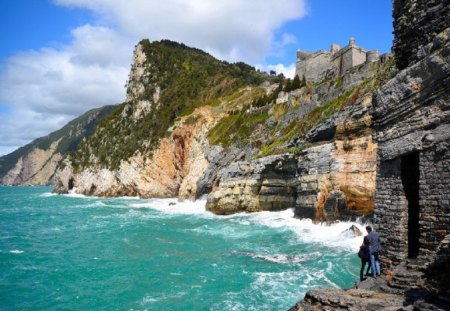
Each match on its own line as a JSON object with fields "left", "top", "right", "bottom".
{"left": 393, "top": 0, "right": 450, "bottom": 70}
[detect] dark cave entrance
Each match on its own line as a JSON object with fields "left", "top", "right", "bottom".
{"left": 401, "top": 152, "right": 420, "bottom": 258}
{"left": 68, "top": 177, "right": 74, "bottom": 191}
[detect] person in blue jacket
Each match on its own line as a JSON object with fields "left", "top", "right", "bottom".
{"left": 365, "top": 225, "right": 382, "bottom": 277}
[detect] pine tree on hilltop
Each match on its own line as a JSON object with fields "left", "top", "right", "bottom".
{"left": 292, "top": 75, "right": 301, "bottom": 90}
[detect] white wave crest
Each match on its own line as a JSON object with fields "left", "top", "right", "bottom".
{"left": 227, "top": 209, "right": 365, "bottom": 251}
{"left": 116, "top": 196, "right": 141, "bottom": 200}
{"left": 9, "top": 250, "right": 24, "bottom": 254}
{"left": 236, "top": 251, "right": 319, "bottom": 264}
{"left": 86, "top": 201, "right": 107, "bottom": 208}
{"left": 129, "top": 198, "right": 209, "bottom": 215}
{"left": 65, "top": 188, "right": 93, "bottom": 198}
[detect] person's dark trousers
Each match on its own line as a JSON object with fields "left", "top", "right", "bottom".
{"left": 360, "top": 259, "right": 371, "bottom": 281}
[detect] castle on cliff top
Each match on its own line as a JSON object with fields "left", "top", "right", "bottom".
{"left": 295, "top": 37, "right": 381, "bottom": 82}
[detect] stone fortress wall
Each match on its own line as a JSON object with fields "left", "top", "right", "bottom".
{"left": 295, "top": 37, "right": 384, "bottom": 82}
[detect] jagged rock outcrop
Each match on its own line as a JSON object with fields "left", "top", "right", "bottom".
{"left": 290, "top": 287, "right": 406, "bottom": 311}
{"left": 206, "top": 57, "right": 391, "bottom": 217}
{"left": 0, "top": 106, "right": 114, "bottom": 185}
{"left": 206, "top": 154, "right": 297, "bottom": 214}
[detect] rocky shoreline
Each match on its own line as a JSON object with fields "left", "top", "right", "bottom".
{"left": 289, "top": 275, "right": 447, "bottom": 311}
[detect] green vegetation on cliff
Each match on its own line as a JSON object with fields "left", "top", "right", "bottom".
{"left": 66, "top": 40, "right": 397, "bottom": 172}
{"left": 70, "top": 39, "right": 279, "bottom": 170}
{"left": 208, "top": 108, "right": 270, "bottom": 148}
{"left": 207, "top": 56, "right": 397, "bottom": 157}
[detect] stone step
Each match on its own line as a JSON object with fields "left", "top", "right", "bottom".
{"left": 391, "top": 278, "right": 424, "bottom": 287}
{"left": 394, "top": 270, "right": 424, "bottom": 279}
{"left": 406, "top": 258, "right": 430, "bottom": 271}
{"left": 389, "top": 282, "right": 422, "bottom": 290}
{"left": 389, "top": 273, "right": 426, "bottom": 290}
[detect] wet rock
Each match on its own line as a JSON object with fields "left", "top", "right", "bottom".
{"left": 205, "top": 154, "right": 298, "bottom": 214}
{"left": 342, "top": 225, "right": 363, "bottom": 237}
{"left": 289, "top": 287, "right": 406, "bottom": 311}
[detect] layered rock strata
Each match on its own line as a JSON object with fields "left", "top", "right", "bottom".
{"left": 295, "top": 95, "right": 377, "bottom": 222}
{"left": 206, "top": 154, "right": 297, "bottom": 214}
{"left": 393, "top": 0, "right": 450, "bottom": 70}
{"left": 373, "top": 27, "right": 450, "bottom": 269}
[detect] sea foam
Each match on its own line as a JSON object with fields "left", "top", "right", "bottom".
{"left": 129, "top": 198, "right": 208, "bottom": 215}
{"left": 45, "top": 189, "right": 365, "bottom": 250}
{"left": 226, "top": 208, "right": 365, "bottom": 251}
{"left": 129, "top": 199, "right": 365, "bottom": 250}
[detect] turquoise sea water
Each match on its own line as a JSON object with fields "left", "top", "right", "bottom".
{"left": 0, "top": 186, "right": 364, "bottom": 310}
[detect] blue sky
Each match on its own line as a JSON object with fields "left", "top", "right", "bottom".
{"left": 0, "top": 0, "right": 393, "bottom": 155}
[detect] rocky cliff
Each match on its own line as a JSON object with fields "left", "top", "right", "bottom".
{"left": 291, "top": 0, "right": 450, "bottom": 309}
{"left": 53, "top": 39, "right": 274, "bottom": 197}
{"left": 52, "top": 38, "right": 393, "bottom": 224}
{"left": 0, "top": 106, "right": 114, "bottom": 185}
{"left": 206, "top": 58, "right": 395, "bottom": 220}
{"left": 55, "top": 105, "right": 219, "bottom": 197}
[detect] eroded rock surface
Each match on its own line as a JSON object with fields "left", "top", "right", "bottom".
{"left": 206, "top": 154, "right": 297, "bottom": 214}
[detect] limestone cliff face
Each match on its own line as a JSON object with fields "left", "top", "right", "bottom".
{"left": 54, "top": 107, "right": 217, "bottom": 198}
{"left": 0, "top": 106, "right": 114, "bottom": 186}
{"left": 296, "top": 135, "right": 377, "bottom": 223}
{"left": 1, "top": 140, "right": 62, "bottom": 185}
{"left": 295, "top": 94, "right": 377, "bottom": 222}
{"left": 53, "top": 39, "right": 271, "bottom": 198}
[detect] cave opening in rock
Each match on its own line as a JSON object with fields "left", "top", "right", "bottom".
{"left": 401, "top": 152, "right": 420, "bottom": 258}
{"left": 68, "top": 177, "right": 74, "bottom": 191}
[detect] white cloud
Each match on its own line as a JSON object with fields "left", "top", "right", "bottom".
{"left": 260, "top": 63, "right": 297, "bottom": 79}
{"left": 0, "top": 0, "right": 306, "bottom": 155}
{"left": 0, "top": 25, "right": 131, "bottom": 155}
{"left": 55, "top": 0, "right": 306, "bottom": 63}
